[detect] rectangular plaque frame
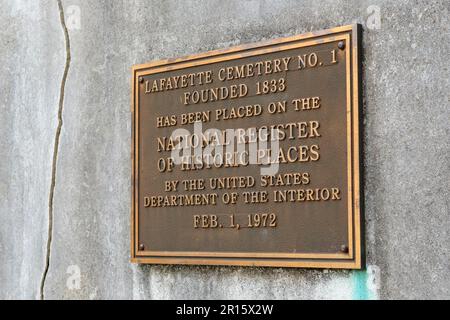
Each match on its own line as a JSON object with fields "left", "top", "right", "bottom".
{"left": 131, "top": 24, "right": 363, "bottom": 269}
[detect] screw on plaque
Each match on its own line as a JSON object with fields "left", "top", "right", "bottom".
{"left": 139, "top": 76, "right": 144, "bottom": 83}
{"left": 340, "top": 245, "right": 349, "bottom": 253}
{"left": 338, "top": 41, "right": 345, "bottom": 50}
{"left": 139, "top": 244, "right": 145, "bottom": 251}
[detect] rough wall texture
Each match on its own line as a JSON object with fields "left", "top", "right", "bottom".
{"left": 0, "top": 0, "right": 448, "bottom": 299}
{"left": 0, "top": 0, "right": 64, "bottom": 299}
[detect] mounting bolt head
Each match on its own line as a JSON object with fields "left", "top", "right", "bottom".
{"left": 338, "top": 41, "right": 345, "bottom": 50}
{"left": 139, "top": 244, "right": 145, "bottom": 251}
{"left": 138, "top": 76, "right": 144, "bottom": 83}
{"left": 340, "top": 245, "right": 349, "bottom": 253}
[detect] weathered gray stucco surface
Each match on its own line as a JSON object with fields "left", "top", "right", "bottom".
{"left": 0, "top": 0, "right": 64, "bottom": 299}
{"left": 0, "top": 0, "right": 448, "bottom": 299}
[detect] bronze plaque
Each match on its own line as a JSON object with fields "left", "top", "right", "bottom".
{"left": 131, "top": 25, "right": 363, "bottom": 268}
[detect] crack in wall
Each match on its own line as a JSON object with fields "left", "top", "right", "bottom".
{"left": 39, "top": 0, "right": 71, "bottom": 300}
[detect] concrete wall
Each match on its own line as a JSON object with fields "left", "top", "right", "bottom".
{"left": 0, "top": 0, "right": 448, "bottom": 299}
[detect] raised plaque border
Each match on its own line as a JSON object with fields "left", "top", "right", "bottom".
{"left": 131, "top": 24, "right": 363, "bottom": 269}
